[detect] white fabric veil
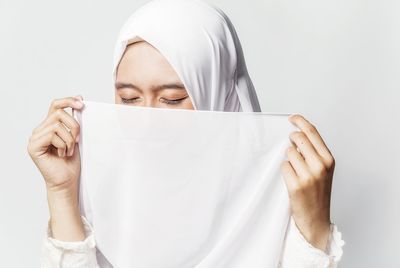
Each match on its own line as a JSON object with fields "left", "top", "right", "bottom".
{"left": 76, "top": 1, "right": 295, "bottom": 267}
{"left": 112, "top": 0, "right": 261, "bottom": 112}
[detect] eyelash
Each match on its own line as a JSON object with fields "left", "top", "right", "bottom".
{"left": 121, "top": 96, "right": 189, "bottom": 105}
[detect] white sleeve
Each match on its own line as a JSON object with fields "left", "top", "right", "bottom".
{"left": 40, "top": 215, "right": 100, "bottom": 268}
{"left": 279, "top": 216, "right": 345, "bottom": 268}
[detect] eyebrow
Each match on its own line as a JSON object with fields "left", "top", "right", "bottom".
{"left": 115, "top": 82, "right": 186, "bottom": 91}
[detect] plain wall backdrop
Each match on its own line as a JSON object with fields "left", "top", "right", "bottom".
{"left": 0, "top": 0, "right": 399, "bottom": 267}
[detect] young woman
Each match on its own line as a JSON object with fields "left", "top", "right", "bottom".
{"left": 27, "top": 0, "right": 344, "bottom": 267}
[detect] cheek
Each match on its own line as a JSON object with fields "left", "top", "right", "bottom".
{"left": 182, "top": 99, "right": 195, "bottom": 110}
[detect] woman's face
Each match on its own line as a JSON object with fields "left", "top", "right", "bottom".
{"left": 115, "top": 41, "right": 194, "bottom": 110}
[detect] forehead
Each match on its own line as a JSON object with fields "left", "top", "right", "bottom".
{"left": 116, "top": 41, "right": 181, "bottom": 82}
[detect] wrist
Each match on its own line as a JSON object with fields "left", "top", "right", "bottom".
{"left": 46, "top": 184, "right": 79, "bottom": 211}
{"left": 46, "top": 189, "right": 85, "bottom": 241}
{"left": 300, "top": 220, "right": 331, "bottom": 251}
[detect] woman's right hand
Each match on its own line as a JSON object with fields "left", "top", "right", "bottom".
{"left": 27, "top": 96, "right": 87, "bottom": 242}
{"left": 27, "top": 96, "right": 84, "bottom": 194}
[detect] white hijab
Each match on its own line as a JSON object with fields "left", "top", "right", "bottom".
{"left": 111, "top": 0, "right": 261, "bottom": 112}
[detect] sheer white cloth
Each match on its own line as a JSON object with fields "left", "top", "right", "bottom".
{"left": 43, "top": 101, "right": 344, "bottom": 267}
{"left": 40, "top": 215, "right": 344, "bottom": 268}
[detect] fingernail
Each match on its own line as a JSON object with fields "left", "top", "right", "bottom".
{"left": 61, "top": 149, "right": 65, "bottom": 157}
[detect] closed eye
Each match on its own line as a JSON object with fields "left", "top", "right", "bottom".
{"left": 121, "top": 97, "right": 140, "bottom": 104}
{"left": 160, "top": 96, "right": 189, "bottom": 105}
{"left": 121, "top": 96, "right": 189, "bottom": 105}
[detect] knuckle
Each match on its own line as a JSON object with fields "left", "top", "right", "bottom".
{"left": 71, "top": 120, "right": 80, "bottom": 132}
{"left": 59, "top": 142, "right": 66, "bottom": 149}
{"left": 55, "top": 109, "right": 63, "bottom": 117}
{"left": 290, "top": 131, "right": 305, "bottom": 141}
{"left": 301, "top": 172, "right": 315, "bottom": 182}
{"left": 301, "top": 178, "right": 314, "bottom": 189}
{"left": 65, "top": 133, "right": 73, "bottom": 144}
{"left": 289, "top": 131, "right": 297, "bottom": 139}
{"left": 325, "top": 155, "right": 335, "bottom": 168}
{"left": 291, "top": 183, "right": 305, "bottom": 195}
{"left": 305, "top": 124, "right": 317, "bottom": 135}
{"left": 53, "top": 122, "right": 61, "bottom": 131}
{"left": 50, "top": 98, "right": 59, "bottom": 108}
{"left": 313, "top": 164, "right": 327, "bottom": 178}
{"left": 50, "top": 111, "right": 58, "bottom": 121}
{"left": 298, "top": 131, "right": 306, "bottom": 139}
{"left": 286, "top": 146, "right": 296, "bottom": 155}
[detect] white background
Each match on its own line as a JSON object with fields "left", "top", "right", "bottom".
{"left": 0, "top": 0, "right": 399, "bottom": 267}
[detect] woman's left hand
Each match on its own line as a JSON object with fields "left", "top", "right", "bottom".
{"left": 281, "top": 114, "right": 335, "bottom": 251}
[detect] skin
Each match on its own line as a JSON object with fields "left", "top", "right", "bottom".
{"left": 27, "top": 41, "right": 334, "bottom": 251}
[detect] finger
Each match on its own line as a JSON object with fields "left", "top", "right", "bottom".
{"left": 34, "top": 109, "right": 80, "bottom": 142}
{"left": 33, "top": 96, "right": 83, "bottom": 136}
{"left": 73, "top": 95, "right": 84, "bottom": 117}
{"left": 31, "top": 122, "right": 73, "bottom": 156}
{"left": 48, "top": 96, "right": 84, "bottom": 116}
{"left": 281, "top": 161, "right": 300, "bottom": 193}
{"left": 32, "top": 95, "right": 84, "bottom": 135}
{"left": 56, "top": 109, "right": 80, "bottom": 142}
{"left": 289, "top": 114, "right": 334, "bottom": 167}
{"left": 289, "top": 131, "right": 326, "bottom": 176}
{"left": 29, "top": 127, "right": 67, "bottom": 157}
{"left": 286, "top": 146, "right": 312, "bottom": 180}
{"left": 53, "top": 134, "right": 67, "bottom": 157}
{"left": 53, "top": 122, "right": 75, "bottom": 157}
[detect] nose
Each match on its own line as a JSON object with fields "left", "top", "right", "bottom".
{"left": 141, "top": 98, "right": 157, "bottom": 108}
